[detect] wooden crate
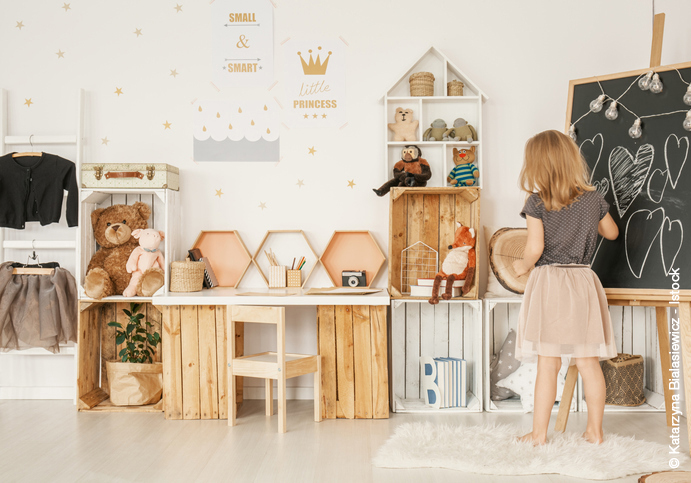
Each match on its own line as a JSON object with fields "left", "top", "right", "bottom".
{"left": 389, "top": 187, "right": 480, "bottom": 299}
{"left": 317, "top": 305, "right": 389, "bottom": 419}
{"left": 157, "top": 305, "right": 244, "bottom": 420}
{"left": 77, "top": 301, "right": 165, "bottom": 412}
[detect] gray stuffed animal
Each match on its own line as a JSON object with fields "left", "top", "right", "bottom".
{"left": 423, "top": 119, "right": 447, "bottom": 141}
{"left": 443, "top": 118, "right": 478, "bottom": 142}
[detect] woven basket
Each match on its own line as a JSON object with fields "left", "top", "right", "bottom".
{"left": 601, "top": 353, "right": 646, "bottom": 406}
{"left": 409, "top": 72, "right": 435, "bottom": 96}
{"left": 170, "top": 258, "right": 205, "bottom": 292}
{"left": 447, "top": 80, "right": 464, "bottom": 96}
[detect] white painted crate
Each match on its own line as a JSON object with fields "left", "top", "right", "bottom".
{"left": 483, "top": 297, "right": 577, "bottom": 413}
{"left": 579, "top": 305, "right": 665, "bottom": 413}
{"left": 391, "top": 299, "right": 482, "bottom": 413}
{"left": 78, "top": 189, "right": 182, "bottom": 301}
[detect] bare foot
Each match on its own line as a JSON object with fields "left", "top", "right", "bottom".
{"left": 518, "top": 432, "right": 547, "bottom": 446}
{"left": 582, "top": 430, "right": 604, "bottom": 444}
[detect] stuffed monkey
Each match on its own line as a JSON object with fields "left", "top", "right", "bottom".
{"left": 373, "top": 145, "right": 431, "bottom": 197}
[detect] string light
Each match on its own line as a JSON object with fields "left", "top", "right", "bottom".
{"left": 568, "top": 124, "right": 577, "bottom": 142}
{"left": 628, "top": 119, "right": 642, "bottom": 138}
{"left": 589, "top": 94, "right": 606, "bottom": 112}
{"left": 605, "top": 101, "right": 619, "bottom": 120}
{"left": 649, "top": 73, "right": 664, "bottom": 94}
{"left": 684, "top": 85, "right": 691, "bottom": 106}
{"left": 684, "top": 111, "right": 691, "bottom": 132}
{"left": 638, "top": 71, "right": 654, "bottom": 90}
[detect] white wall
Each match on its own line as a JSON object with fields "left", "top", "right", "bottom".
{"left": 1, "top": 0, "right": 690, "bottom": 399}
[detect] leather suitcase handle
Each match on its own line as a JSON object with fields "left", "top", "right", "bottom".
{"left": 105, "top": 171, "right": 144, "bottom": 179}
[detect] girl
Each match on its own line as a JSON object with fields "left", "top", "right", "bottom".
{"left": 512, "top": 130, "right": 619, "bottom": 446}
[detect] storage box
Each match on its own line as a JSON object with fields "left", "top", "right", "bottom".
{"left": 81, "top": 163, "right": 180, "bottom": 190}
{"left": 287, "top": 269, "right": 301, "bottom": 287}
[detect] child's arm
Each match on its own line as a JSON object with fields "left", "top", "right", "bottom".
{"left": 598, "top": 213, "right": 619, "bottom": 240}
{"left": 513, "top": 214, "right": 544, "bottom": 276}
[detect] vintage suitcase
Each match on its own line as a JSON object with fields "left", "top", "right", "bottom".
{"left": 81, "top": 163, "right": 179, "bottom": 190}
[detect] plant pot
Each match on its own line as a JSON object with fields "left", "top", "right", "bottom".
{"left": 106, "top": 361, "right": 163, "bottom": 406}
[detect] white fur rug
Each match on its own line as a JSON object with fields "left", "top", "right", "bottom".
{"left": 373, "top": 422, "right": 686, "bottom": 480}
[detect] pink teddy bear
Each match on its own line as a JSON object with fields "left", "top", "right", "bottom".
{"left": 123, "top": 229, "right": 166, "bottom": 297}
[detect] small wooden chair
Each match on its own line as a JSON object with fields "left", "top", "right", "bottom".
{"left": 227, "top": 305, "right": 321, "bottom": 433}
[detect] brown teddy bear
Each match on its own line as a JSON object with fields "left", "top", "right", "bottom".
{"left": 84, "top": 202, "right": 161, "bottom": 299}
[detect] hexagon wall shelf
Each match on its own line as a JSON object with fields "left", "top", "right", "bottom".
{"left": 192, "top": 231, "right": 252, "bottom": 288}
{"left": 320, "top": 231, "right": 386, "bottom": 288}
{"left": 252, "top": 230, "right": 319, "bottom": 288}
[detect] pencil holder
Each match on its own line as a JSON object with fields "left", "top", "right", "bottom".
{"left": 287, "top": 269, "right": 301, "bottom": 287}
{"left": 269, "top": 265, "right": 286, "bottom": 288}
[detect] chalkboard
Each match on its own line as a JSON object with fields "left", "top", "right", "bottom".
{"left": 567, "top": 62, "right": 691, "bottom": 291}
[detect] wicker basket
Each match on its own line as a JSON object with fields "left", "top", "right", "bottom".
{"left": 170, "top": 258, "right": 205, "bottom": 292}
{"left": 601, "top": 353, "right": 646, "bottom": 406}
{"left": 409, "top": 72, "right": 435, "bottom": 96}
{"left": 447, "top": 80, "right": 464, "bottom": 96}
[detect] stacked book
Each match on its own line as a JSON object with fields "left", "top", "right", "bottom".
{"left": 409, "top": 278, "right": 463, "bottom": 298}
{"left": 420, "top": 356, "right": 467, "bottom": 409}
{"left": 188, "top": 249, "right": 219, "bottom": 288}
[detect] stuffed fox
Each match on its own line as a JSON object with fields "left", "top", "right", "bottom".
{"left": 429, "top": 223, "right": 476, "bottom": 304}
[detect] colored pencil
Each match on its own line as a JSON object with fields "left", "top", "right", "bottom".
{"left": 291, "top": 258, "right": 296, "bottom": 270}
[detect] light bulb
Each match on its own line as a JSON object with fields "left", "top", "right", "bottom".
{"left": 684, "top": 85, "right": 691, "bottom": 106}
{"left": 605, "top": 101, "right": 619, "bottom": 120}
{"left": 628, "top": 119, "right": 642, "bottom": 139}
{"left": 589, "top": 94, "right": 606, "bottom": 113}
{"left": 638, "top": 71, "right": 653, "bottom": 90}
{"left": 650, "top": 73, "right": 663, "bottom": 94}
{"left": 568, "top": 125, "right": 577, "bottom": 142}
{"left": 684, "top": 111, "right": 691, "bottom": 132}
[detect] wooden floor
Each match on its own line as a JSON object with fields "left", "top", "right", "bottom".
{"left": 0, "top": 399, "right": 688, "bottom": 482}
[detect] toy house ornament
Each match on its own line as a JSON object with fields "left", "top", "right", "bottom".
{"left": 383, "top": 46, "right": 487, "bottom": 188}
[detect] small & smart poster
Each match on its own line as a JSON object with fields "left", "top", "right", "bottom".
{"left": 211, "top": 0, "right": 274, "bottom": 88}
{"left": 282, "top": 38, "right": 346, "bottom": 128}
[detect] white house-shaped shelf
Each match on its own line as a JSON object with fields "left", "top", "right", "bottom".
{"left": 383, "top": 46, "right": 488, "bottom": 189}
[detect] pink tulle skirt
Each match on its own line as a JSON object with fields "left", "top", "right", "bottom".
{"left": 515, "top": 264, "right": 617, "bottom": 365}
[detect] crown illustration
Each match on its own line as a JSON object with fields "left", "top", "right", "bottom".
{"left": 297, "top": 46, "right": 332, "bottom": 75}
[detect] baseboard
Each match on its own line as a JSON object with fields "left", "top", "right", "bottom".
{"left": 243, "top": 385, "right": 314, "bottom": 400}
{"left": 0, "top": 386, "right": 75, "bottom": 399}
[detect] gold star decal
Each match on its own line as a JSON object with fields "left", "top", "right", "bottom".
{"left": 258, "top": 202, "right": 267, "bottom": 210}
{"left": 303, "top": 113, "right": 309, "bottom": 119}
{"left": 308, "top": 146, "right": 316, "bottom": 155}
{"left": 62, "top": 3, "right": 71, "bottom": 12}
{"left": 163, "top": 121, "right": 172, "bottom": 129}
{"left": 101, "top": 137, "right": 110, "bottom": 145}
{"left": 347, "top": 179, "right": 356, "bottom": 188}
{"left": 134, "top": 28, "right": 143, "bottom": 37}
{"left": 174, "top": 4, "right": 183, "bottom": 12}
{"left": 56, "top": 50, "right": 65, "bottom": 58}
{"left": 24, "top": 98, "right": 33, "bottom": 107}
{"left": 312, "top": 113, "right": 318, "bottom": 119}
{"left": 296, "top": 179, "right": 305, "bottom": 188}
{"left": 16, "top": 21, "right": 25, "bottom": 30}
{"left": 169, "top": 69, "right": 179, "bottom": 78}
{"left": 215, "top": 189, "right": 224, "bottom": 198}
{"left": 322, "top": 113, "right": 327, "bottom": 119}
{"left": 114, "top": 87, "right": 123, "bottom": 96}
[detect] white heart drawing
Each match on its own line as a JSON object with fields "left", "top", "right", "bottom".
{"left": 660, "top": 216, "right": 683, "bottom": 276}
{"left": 646, "top": 168, "right": 668, "bottom": 204}
{"left": 593, "top": 177, "right": 609, "bottom": 197}
{"left": 625, "top": 208, "right": 665, "bottom": 279}
{"left": 664, "top": 134, "right": 689, "bottom": 189}
{"left": 580, "top": 133, "right": 604, "bottom": 183}
{"left": 609, "top": 144, "right": 655, "bottom": 218}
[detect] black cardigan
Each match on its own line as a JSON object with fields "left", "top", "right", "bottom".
{"left": 0, "top": 153, "right": 79, "bottom": 229}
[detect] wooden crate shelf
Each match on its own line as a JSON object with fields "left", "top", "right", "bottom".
{"left": 192, "top": 230, "right": 252, "bottom": 288}
{"left": 320, "top": 230, "right": 386, "bottom": 288}
{"left": 389, "top": 187, "right": 480, "bottom": 300}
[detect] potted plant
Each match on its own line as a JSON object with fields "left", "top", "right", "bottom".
{"left": 105, "top": 303, "right": 163, "bottom": 406}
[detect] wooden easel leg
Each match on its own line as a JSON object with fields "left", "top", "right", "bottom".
{"left": 555, "top": 365, "right": 578, "bottom": 432}
{"left": 656, "top": 307, "right": 674, "bottom": 427}
{"left": 678, "top": 302, "right": 691, "bottom": 456}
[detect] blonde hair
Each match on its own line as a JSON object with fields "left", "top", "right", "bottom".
{"left": 519, "top": 130, "right": 594, "bottom": 211}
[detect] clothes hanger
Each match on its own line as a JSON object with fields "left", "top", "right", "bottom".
{"left": 12, "top": 134, "right": 42, "bottom": 158}
{"left": 12, "top": 241, "right": 55, "bottom": 275}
